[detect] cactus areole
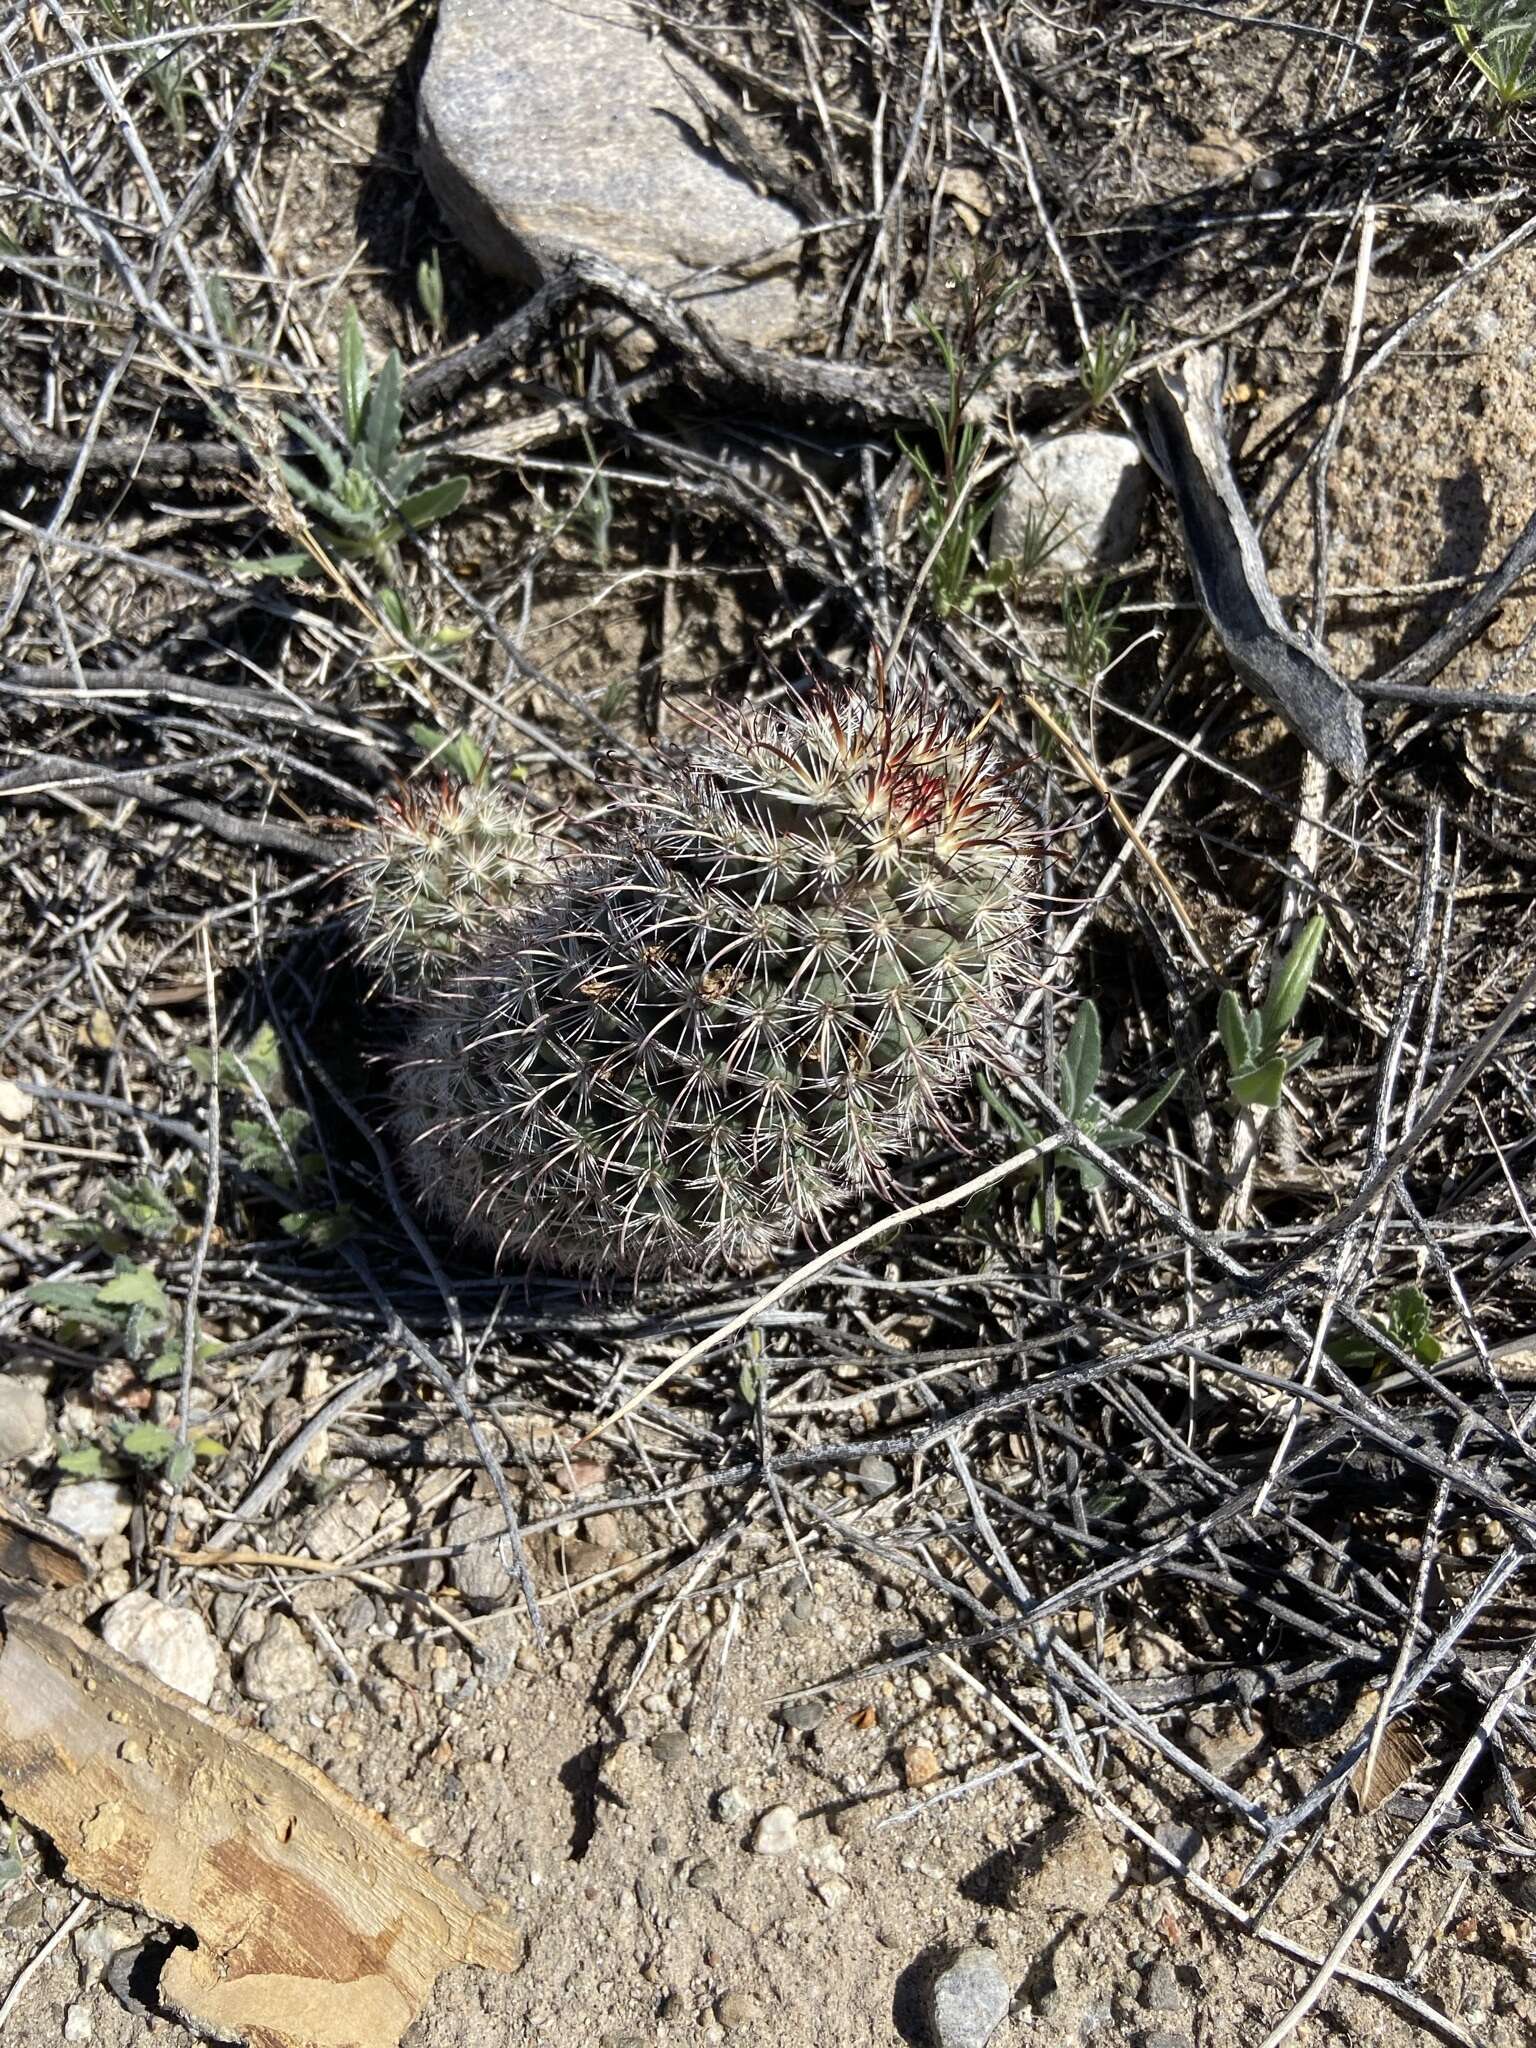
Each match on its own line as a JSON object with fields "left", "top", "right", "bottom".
{"left": 357, "top": 687, "right": 1040, "bottom": 1278}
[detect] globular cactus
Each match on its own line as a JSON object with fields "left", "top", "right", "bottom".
{"left": 357, "top": 686, "right": 1040, "bottom": 1279}
{"left": 351, "top": 779, "right": 555, "bottom": 984}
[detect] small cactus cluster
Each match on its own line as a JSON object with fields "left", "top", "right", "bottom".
{"left": 354, "top": 685, "right": 1040, "bottom": 1279}
{"left": 352, "top": 779, "right": 553, "bottom": 985}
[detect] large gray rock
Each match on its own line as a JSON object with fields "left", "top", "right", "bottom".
{"left": 992, "top": 430, "right": 1147, "bottom": 579}
{"left": 419, "top": 0, "right": 801, "bottom": 348}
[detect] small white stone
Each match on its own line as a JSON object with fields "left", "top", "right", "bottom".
{"left": 751, "top": 1803, "right": 799, "bottom": 1856}
{"left": 62, "top": 2004, "right": 93, "bottom": 2044}
{"left": 0, "top": 1378, "right": 48, "bottom": 1461}
{"left": 0, "top": 1076, "right": 32, "bottom": 1127}
{"left": 49, "top": 1479, "right": 132, "bottom": 1545}
{"left": 242, "top": 1614, "right": 322, "bottom": 1703}
{"left": 99, "top": 1590, "right": 220, "bottom": 1705}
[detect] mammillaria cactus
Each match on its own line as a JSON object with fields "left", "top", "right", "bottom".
{"left": 352, "top": 779, "right": 555, "bottom": 985}
{"left": 355, "top": 685, "right": 1040, "bottom": 1278}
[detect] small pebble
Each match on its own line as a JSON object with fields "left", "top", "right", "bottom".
{"left": 100, "top": 1590, "right": 220, "bottom": 1704}
{"left": 1152, "top": 1820, "right": 1207, "bottom": 1875}
{"left": 242, "top": 1614, "right": 322, "bottom": 1704}
{"left": 779, "top": 1696, "right": 827, "bottom": 1733}
{"left": 688, "top": 1859, "right": 720, "bottom": 1891}
{"left": 1137, "top": 2033, "right": 1193, "bottom": 2048}
{"left": 858, "top": 1454, "right": 897, "bottom": 1499}
{"left": 48, "top": 1480, "right": 132, "bottom": 1545}
{"left": 751, "top": 1804, "right": 799, "bottom": 1855}
{"left": 927, "top": 1946, "right": 1010, "bottom": 2048}
{"left": 714, "top": 1784, "right": 751, "bottom": 1825}
{"left": 1141, "top": 1960, "right": 1182, "bottom": 2011}
{"left": 902, "top": 1743, "right": 941, "bottom": 1790}
{"left": 0, "top": 1380, "right": 48, "bottom": 1462}
{"left": 715, "top": 1992, "right": 761, "bottom": 2030}
{"left": 650, "top": 1728, "right": 689, "bottom": 1764}
{"left": 62, "top": 2004, "right": 93, "bottom": 2044}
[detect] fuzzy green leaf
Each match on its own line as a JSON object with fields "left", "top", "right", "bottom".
{"left": 364, "top": 347, "right": 403, "bottom": 478}
{"left": 1216, "top": 989, "right": 1250, "bottom": 1077}
{"left": 338, "top": 305, "right": 369, "bottom": 444}
{"left": 56, "top": 1443, "right": 113, "bottom": 1478}
{"left": 28, "top": 1279, "right": 115, "bottom": 1325}
{"left": 396, "top": 474, "right": 469, "bottom": 532}
{"left": 230, "top": 551, "right": 319, "bottom": 580}
{"left": 1231, "top": 1054, "right": 1286, "bottom": 1110}
{"left": 116, "top": 1421, "right": 176, "bottom": 1466}
{"left": 1259, "top": 913, "right": 1327, "bottom": 1049}
{"left": 102, "top": 1176, "right": 181, "bottom": 1240}
{"left": 409, "top": 722, "right": 487, "bottom": 785}
{"left": 1112, "top": 1067, "right": 1183, "bottom": 1135}
{"left": 96, "top": 1263, "right": 169, "bottom": 1314}
{"left": 1059, "top": 1001, "right": 1101, "bottom": 1122}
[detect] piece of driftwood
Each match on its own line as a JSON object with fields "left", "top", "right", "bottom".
{"left": 0, "top": 1607, "right": 520, "bottom": 2048}
{"left": 1142, "top": 347, "right": 1368, "bottom": 782}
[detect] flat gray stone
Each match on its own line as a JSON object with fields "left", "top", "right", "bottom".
{"left": 991, "top": 430, "right": 1147, "bottom": 579}
{"left": 928, "top": 1946, "right": 1010, "bottom": 2048}
{"left": 447, "top": 1496, "right": 516, "bottom": 1612}
{"left": 419, "top": 0, "right": 801, "bottom": 347}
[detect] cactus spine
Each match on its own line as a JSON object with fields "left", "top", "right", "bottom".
{"left": 358, "top": 688, "right": 1039, "bottom": 1278}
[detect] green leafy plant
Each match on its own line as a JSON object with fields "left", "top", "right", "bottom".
{"left": 900, "top": 312, "right": 1016, "bottom": 620}
{"left": 983, "top": 1000, "right": 1180, "bottom": 1229}
{"left": 197, "top": 1025, "right": 358, "bottom": 1250}
{"left": 1217, "top": 913, "right": 1327, "bottom": 1110}
{"left": 57, "top": 1420, "right": 224, "bottom": 1485}
{"left": 1079, "top": 310, "right": 1137, "bottom": 407}
{"left": 236, "top": 307, "right": 467, "bottom": 581}
{"left": 1447, "top": 0, "right": 1536, "bottom": 105}
{"left": 367, "top": 686, "right": 1042, "bottom": 1277}
{"left": 377, "top": 587, "right": 473, "bottom": 662}
{"left": 407, "top": 720, "right": 488, "bottom": 786}
{"left": 91, "top": 0, "right": 293, "bottom": 143}
{"left": 1328, "top": 1284, "right": 1444, "bottom": 1375}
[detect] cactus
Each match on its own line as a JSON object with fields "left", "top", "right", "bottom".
{"left": 368, "top": 687, "right": 1040, "bottom": 1278}
{"left": 351, "top": 779, "right": 556, "bottom": 985}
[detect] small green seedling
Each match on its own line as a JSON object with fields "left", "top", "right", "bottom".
{"left": 984, "top": 999, "right": 1181, "bottom": 1229}
{"left": 236, "top": 306, "right": 467, "bottom": 580}
{"left": 909, "top": 296, "right": 1028, "bottom": 614}
{"left": 1328, "top": 1285, "right": 1444, "bottom": 1375}
{"left": 193, "top": 1024, "right": 358, "bottom": 1252}
{"left": 407, "top": 720, "right": 488, "bottom": 786}
{"left": 1218, "top": 913, "right": 1327, "bottom": 1111}
{"left": 376, "top": 586, "right": 474, "bottom": 662}
{"left": 1061, "top": 578, "right": 1123, "bottom": 685}
{"left": 1446, "top": 0, "right": 1536, "bottom": 106}
{"left": 1079, "top": 310, "right": 1137, "bottom": 407}
{"left": 416, "top": 247, "right": 447, "bottom": 338}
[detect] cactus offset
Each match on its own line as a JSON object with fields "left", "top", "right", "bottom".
{"left": 371, "top": 688, "right": 1039, "bottom": 1278}
{"left": 351, "top": 779, "right": 555, "bottom": 984}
